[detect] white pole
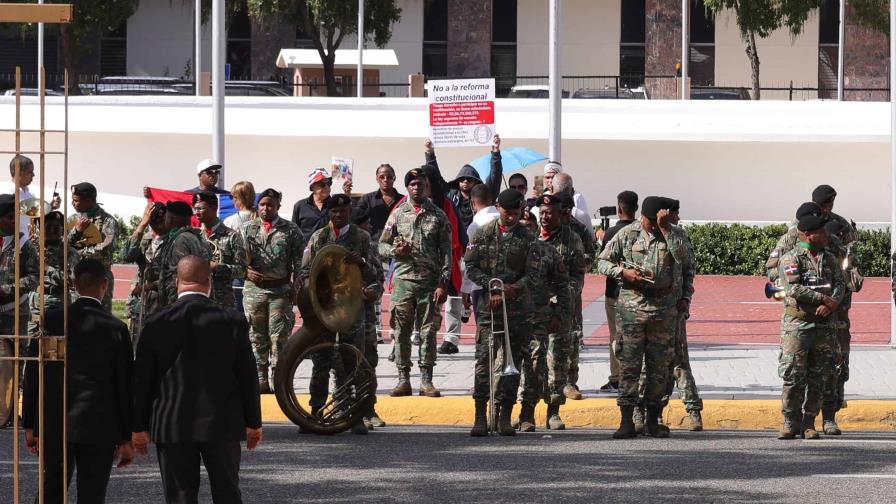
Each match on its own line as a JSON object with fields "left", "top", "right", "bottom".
{"left": 195, "top": 0, "right": 202, "bottom": 96}
{"left": 548, "top": 0, "right": 561, "bottom": 162}
{"left": 681, "top": 0, "right": 689, "bottom": 100}
{"left": 837, "top": 0, "right": 845, "bottom": 100}
{"left": 357, "top": 0, "right": 364, "bottom": 98}
{"left": 212, "top": 0, "right": 225, "bottom": 182}
{"left": 890, "top": 0, "right": 895, "bottom": 347}
{"left": 38, "top": 0, "right": 43, "bottom": 89}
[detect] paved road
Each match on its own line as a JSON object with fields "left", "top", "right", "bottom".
{"left": 3, "top": 426, "right": 895, "bottom": 503}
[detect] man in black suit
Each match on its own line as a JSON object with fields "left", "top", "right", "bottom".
{"left": 133, "top": 255, "right": 262, "bottom": 504}
{"left": 23, "top": 258, "right": 134, "bottom": 503}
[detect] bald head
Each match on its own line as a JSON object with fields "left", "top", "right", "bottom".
{"left": 552, "top": 172, "right": 574, "bottom": 195}
{"left": 176, "top": 255, "right": 211, "bottom": 295}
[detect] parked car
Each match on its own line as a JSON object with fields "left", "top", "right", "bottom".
{"left": 171, "top": 81, "right": 291, "bottom": 96}
{"left": 508, "top": 85, "right": 569, "bottom": 98}
{"left": 572, "top": 86, "right": 648, "bottom": 99}
{"left": 690, "top": 88, "right": 751, "bottom": 100}
{"left": 2, "top": 88, "right": 63, "bottom": 96}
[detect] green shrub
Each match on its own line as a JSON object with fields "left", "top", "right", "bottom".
{"left": 111, "top": 214, "right": 140, "bottom": 264}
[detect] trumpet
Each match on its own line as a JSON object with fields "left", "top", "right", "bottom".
{"left": 621, "top": 260, "right": 656, "bottom": 285}
{"left": 764, "top": 281, "right": 832, "bottom": 300}
{"left": 487, "top": 278, "right": 520, "bottom": 434}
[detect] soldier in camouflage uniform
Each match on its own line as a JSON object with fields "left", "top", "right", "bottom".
{"left": 67, "top": 182, "right": 119, "bottom": 311}
{"left": 0, "top": 194, "right": 39, "bottom": 352}
{"left": 554, "top": 191, "right": 593, "bottom": 401}
{"left": 192, "top": 191, "right": 248, "bottom": 309}
{"left": 355, "top": 208, "right": 386, "bottom": 429}
{"left": 465, "top": 189, "right": 539, "bottom": 437}
{"left": 155, "top": 201, "right": 211, "bottom": 307}
{"left": 776, "top": 212, "right": 845, "bottom": 440}
{"left": 379, "top": 168, "right": 451, "bottom": 398}
{"left": 27, "top": 211, "right": 80, "bottom": 336}
{"left": 242, "top": 188, "right": 304, "bottom": 393}
{"left": 597, "top": 197, "right": 688, "bottom": 439}
{"left": 121, "top": 202, "right": 167, "bottom": 349}
{"left": 820, "top": 218, "right": 863, "bottom": 435}
{"left": 300, "top": 194, "right": 374, "bottom": 435}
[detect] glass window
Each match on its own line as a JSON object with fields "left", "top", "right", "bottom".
{"left": 690, "top": 0, "right": 714, "bottom": 44}
{"left": 689, "top": 45, "right": 714, "bottom": 86}
{"left": 424, "top": 0, "right": 448, "bottom": 42}
{"left": 621, "top": 0, "right": 646, "bottom": 44}
{"left": 819, "top": 0, "right": 839, "bottom": 45}
{"left": 620, "top": 46, "right": 645, "bottom": 87}
{"left": 100, "top": 22, "right": 127, "bottom": 76}
{"left": 493, "top": 0, "right": 518, "bottom": 43}
{"left": 423, "top": 43, "right": 448, "bottom": 77}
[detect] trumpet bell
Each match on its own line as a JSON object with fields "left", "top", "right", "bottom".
{"left": 764, "top": 282, "right": 785, "bottom": 300}
{"left": 19, "top": 197, "right": 51, "bottom": 219}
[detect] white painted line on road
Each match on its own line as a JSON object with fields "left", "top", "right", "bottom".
{"left": 818, "top": 474, "right": 896, "bottom": 479}
{"left": 735, "top": 301, "right": 890, "bottom": 305}
{"left": 804, "top": 439, "right": 896, "bottom": 444}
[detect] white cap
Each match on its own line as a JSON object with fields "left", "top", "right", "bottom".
{"left": 544, "top": 161, "right": 562, "bottom": 175}
{"left": 196, "top": 158, "right": 222, "bottom": 174}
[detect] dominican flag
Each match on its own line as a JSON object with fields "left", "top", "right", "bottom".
{"left": 145, "top": 187, "right": 238, "bottom": 227}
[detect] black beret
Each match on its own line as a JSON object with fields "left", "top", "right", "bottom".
{"left": 71, "top": 182, "right": 97, "bottom": 199}
{"left": 795, "top": 202, "right": 822, "bottom": 220}
{"left": 537, "top": 194, "right": 562, "bottom": 207}
{"left": 824, "top": 218, "right": 845, "bottom": 236}
{"left": 404, "top": 167, "right": 427, "bottom": 187}
{"left": 797, "top": 213, "right": 828, "bottom": 232}
{"left": 0, "top": 194, "right": 15, "bottom": 217}
{"left": 166, "top": 200, "right": 193, "bottom": 217}
{"left": 811, "top": 185, "right": 837, "bottom": 205}
{"left": 327, "top": 193, "right": 352, "bottom": 210}
{"left": 496, "top": 188, "right": 524, "bottom": 209}
{"left": 665, "top": 198, "right": 680, "bottom": 213}
{"left": 554, "top": 192, "right": 574, "bottom": 209}
{"left": 258, "top": 188, "right": 282, "bottom": 203}
{"left": 191, "top": 190, "right": 218, "bottom": 207}
{"left": 44, "top": 211, "right": 65, "bottom": 225}
{"left": 641, "top": 196, "right": 665, "bottom": 221}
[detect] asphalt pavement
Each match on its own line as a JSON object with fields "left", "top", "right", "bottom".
{"left": 3, "top": 426, "right": 895, "bottom": 503}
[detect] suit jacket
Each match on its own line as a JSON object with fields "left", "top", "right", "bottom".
{"left": 133, "top": 293, "right": 261, "bottom": 443}
{"left": 22, "top": 298, "right": 134, "bottom": 444}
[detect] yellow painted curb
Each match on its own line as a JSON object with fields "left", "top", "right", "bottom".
{"left": 261, "top": 396, "right": 896, "bottom": 431}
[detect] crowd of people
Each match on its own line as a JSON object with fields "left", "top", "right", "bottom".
{"left": 0, "top": 141, "right": 865, "bottom": 500}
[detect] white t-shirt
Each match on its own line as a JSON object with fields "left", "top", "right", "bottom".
{"left": 461, "top": 206, "right": 500, "bottom": 294}
{"left": 18, "top": 186, "right": 33, "bottom": 241}
{"left": 223, "top": 210, "right": 254, "bottom": 232}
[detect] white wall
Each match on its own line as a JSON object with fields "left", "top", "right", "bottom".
{"left": 714, "top": 7, "right": 820, "bottom": 97}
{"left": 516, "top": 0, "right": 621, "bottom": 82}
{"left": 128, "top": 0, "right": 214, "bottom": 77}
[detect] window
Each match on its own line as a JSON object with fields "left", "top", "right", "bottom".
{"left": 296, "top": 23, "right": 315, "bottom": 49}
{"left": 100, "top": 23, "right": 127, "bottom": 77}
{"left": 227, "top": 1, "right": 252, "bottom": 80}
{"left": 492, "top": 0, "right": 517, "bottom": 96}
{"left": 818, "top": 0, "right": 839, "bottom": 98}
{"left": 423, "top": 0, "right": 448, "bottom": 77}
{"left": 620, "top": 0, "right": 646, "bottom": 88}
{"left": 689, "top": 0, "right": 714, "bottom": 86}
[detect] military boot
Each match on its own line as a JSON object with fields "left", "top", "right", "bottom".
{"left": 612, "top": 406, "right": 637, "bottom": 439}
{"left": 632, "top": 406, "right": 645, "bottom": 434}
{"left": 470, "top": 401, "right": 488, "bottom": 437}
{"left": 546, "top": 403, "right": 566, "bottom": 430}
{"left": 802, "top": 415, "right": 820, "bottom": 439}
{"left": 498, "top": 402, "right": 516, "bottom": 436}
{"left": 352, "top": 420, "right": 369, "bottom": 435}
{"left": 518, "top": 403, "right": 537, "bottom": 432}
{"left": 258, "top": 370, "right": 272, "bottom": 395}
{"left": 822, "top": 408, "right": 841, "bottom": 436}
{"left": 777, "top": 418, "right": 799, "bottom": 440}
{"left": 688, "top": 410, "right": 704, "bottom": 432}
{"left": 645, "top": 407, "right": 669, "bottom": 438}
{"left": 418, "top": 367, "right": 441, "bottom": 397}
{"left": 390, "top": 368, "right": 412, "bottom": 397}
{"left": 368, "top": 409, "right": 386, "bottom": 428}
{"left": 564, "top": 384, "right": 583, "bottom": 400}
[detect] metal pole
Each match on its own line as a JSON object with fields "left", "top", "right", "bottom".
{"left": 357, "top": 0, "right": 364, "bottom": 98}
{"left": 837, "top": 0, "right": 845, "bottom": 100}
{"left": 212, "top": 0, "right": 225, "bottom": 182}
{"left": 890, "top": 0, "right": 895, "bottom": 347}
{"left": 38, "top": 0, "right": 43, "bottom": 91}
{"left": 195, "top": 0, "right": 202, "bottom": 96}
{"left": 548, "top": 0, "right": 561, "bottom": 162}
{"left": 681, "top": 0, "right": 689, "bottom": 100}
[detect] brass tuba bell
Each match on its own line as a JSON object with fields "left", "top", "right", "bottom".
{"left": 19, "top": 197, "right": 52, "bottom": 220}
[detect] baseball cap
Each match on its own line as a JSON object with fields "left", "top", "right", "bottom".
{"left": 196, "top": 158, "right": 222, "bottom": 174}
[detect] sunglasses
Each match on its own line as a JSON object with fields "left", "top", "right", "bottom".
{"left": 510, "top": 184, "right": 527, "bottom": 190}
{"left": 203, "top": 169, "right": 221, "bottom": 176}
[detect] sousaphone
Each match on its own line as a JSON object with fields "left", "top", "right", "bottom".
{"left": 273, "top": 244, "right": 374, "bottom": 434}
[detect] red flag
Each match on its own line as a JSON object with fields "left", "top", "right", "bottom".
{"left": 145, "top": 187, "right": 199, "bottom": 227}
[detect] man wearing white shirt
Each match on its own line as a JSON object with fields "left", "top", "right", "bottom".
{"left": 532, "top": 164, "right": 592, "bottom": 229}
{"left": 459, "top": 185, "right": 499, "bottom": 329}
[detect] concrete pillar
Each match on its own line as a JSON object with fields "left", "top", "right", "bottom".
{"left": 843, "top": 5, "right": 889, "bottom": 101}
{"left": 409, "top": 73, "right": 425, "bottom": 97}
{"left": 447, "top": 0, "right": 492, "bottom": 77}
{"left": 645, "top": 0, "right": 682, "bottom": 100}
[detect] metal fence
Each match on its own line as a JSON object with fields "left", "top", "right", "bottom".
{"left": 695, "top": 82, "right": 891, "bottom": 101}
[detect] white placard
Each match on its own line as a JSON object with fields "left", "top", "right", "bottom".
{"left": 428, "top": 78, "right": 496, "bottom": 147}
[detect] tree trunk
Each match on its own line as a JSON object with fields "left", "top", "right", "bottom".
{"left": 745, "top": 30, "right": 761, "bottom": 100}
{"left": 322, "top": 53, "right": 338, "bottom": 96}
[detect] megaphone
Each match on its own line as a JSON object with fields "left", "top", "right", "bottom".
{"left": 764, "top": 282, "right": 785, "bottom": 300}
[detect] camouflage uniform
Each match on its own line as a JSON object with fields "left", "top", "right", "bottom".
{"left": 121, "top": 230, "right": 165, "bottom": 346}
{"left": 363, "top": 245, "right": 385, "bottom": 404}
{"left": 822, "top": 239, "right": 862, "bottom": 414}
{"left": 464, "top": 220, "right": 538, "bottom": 406}
{"left": 378, "top": 199, "right": 451, "bottom": 372}
{"left": 777, "top": 244, "right": 845, "bottom": 421}
{"left": 242, "top": 217, "right": 304, "bottom": 385}
{"left": 1, "top": 235, "right": 39, "bottom": 353}
{"left": 597, "top": 221, "right": 688, "bottom": 409}
{"left": 202, "top": 219, "right": 248, "bottom": 309}
{"left": 27, "top": 239, "right": 79, "bottom": 336}
{"left": 767, "top": 219, "right": 847, "bottom": 283}
{"left": 155, "top": 226, "right": 211, "bottom": 307}
{"left": 566, "top": 217, "right": 595, "bottom": 390}
{"left": 302, "top": 223, "right": 374, "bottom": 411}
{"left": 67, "top": 206, "right": 118, "bottom": 311}
{"left": 662, "top": 227, "right": 701, "bottom": 412}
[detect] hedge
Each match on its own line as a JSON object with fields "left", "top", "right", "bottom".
{"left": 592, "top": 223, "right": 891, "bottom": 277}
